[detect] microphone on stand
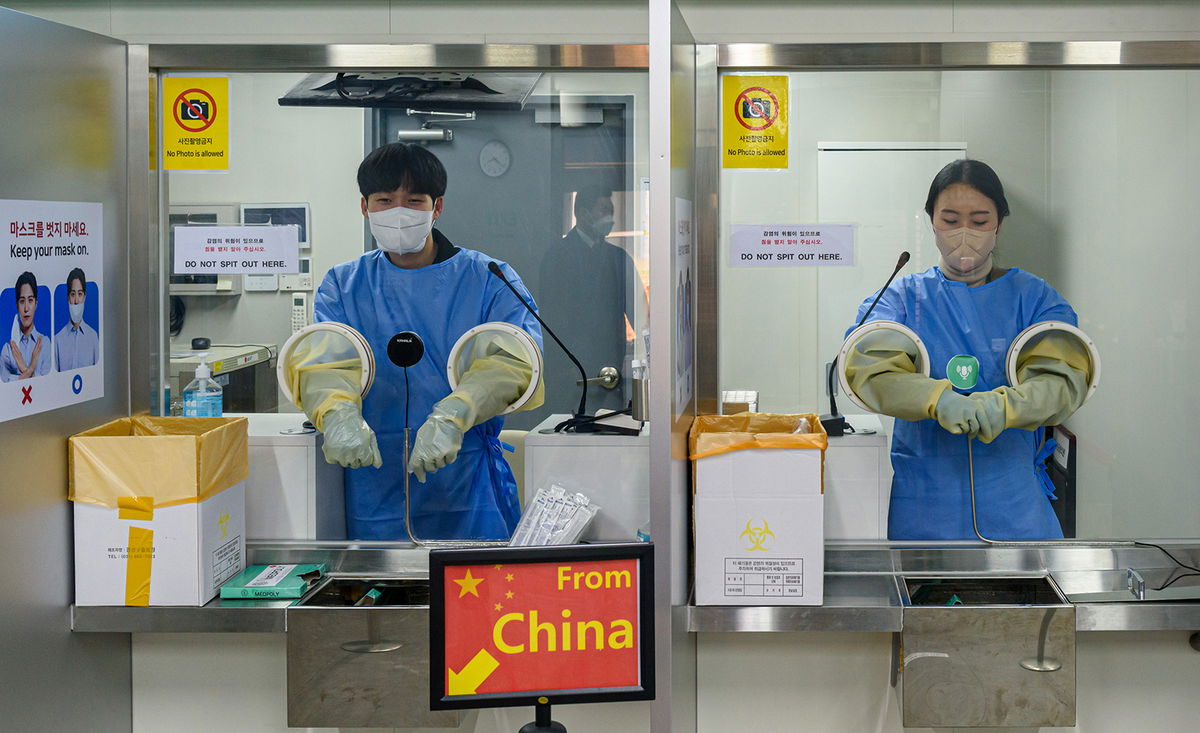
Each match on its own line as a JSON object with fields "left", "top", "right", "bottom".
{"left": 821, "top": 251, "right": 910, "bottom": 437}
{"left": 386, "top": 330, "right": 428, "bottom": 545}
{"left": 487, "top": 261, "right": 632, "bottom": 435}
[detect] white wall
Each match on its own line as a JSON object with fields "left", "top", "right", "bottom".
{"left": 1047, "top": 70, "right": 1200, "bottom": 539}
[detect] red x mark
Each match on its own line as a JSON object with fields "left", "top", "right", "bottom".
{"left": 21, "top": 385, "right": 32, "bottom": 404}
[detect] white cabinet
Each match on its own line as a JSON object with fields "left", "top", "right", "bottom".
{"left": 824, "top": 414, "right": 891, "bottom": 540}
{"left": 523, "top": 414, "right": 649, "bottom": 542}
{"left": 230, "top": 413, "right": 345, "bottom": 540}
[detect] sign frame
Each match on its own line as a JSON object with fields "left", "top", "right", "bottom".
{"left": 429, "top": 542, "right": 655, "bottom": 711}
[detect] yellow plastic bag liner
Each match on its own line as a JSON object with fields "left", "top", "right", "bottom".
{"left": 690, "top": 413, "right": 828, "bottom": 495}
{"left": 690, "top": 413, "right": 828, "bottom": 459}
{"left": 69, "top": 415, "right": 248, "bottom": 509}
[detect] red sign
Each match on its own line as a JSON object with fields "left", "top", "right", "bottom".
{"left": 441, "top": 557, "right": 642, "bottom": 697}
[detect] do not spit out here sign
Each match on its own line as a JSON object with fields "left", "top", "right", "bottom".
{"left": 730, "top": 224, "right": 855, "bottom": 267}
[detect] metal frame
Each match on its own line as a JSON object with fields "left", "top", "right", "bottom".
{"left": 127, "top": 44, "right": 155, "bottom": 415}
{"left": 148, "top": 44, "right": 649, "bottom": 71}
{"left": 718, "top": 41, "right": 1200, "bottom": 70}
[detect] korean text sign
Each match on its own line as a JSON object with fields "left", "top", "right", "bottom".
{"left": 173, "top": 225, "right": 299, "bottom": 275}
{"left": 162, "top": 77, "right": 229, "bottom": 171}
{"left": 430, "top": 544, "right": 655, "bottom": 709}
{"left": 722, "top": 75, "right": 789, "bottom": 168}
{"left": 1, "top": 199, "right": 104, "bottom": 422}
{"left": 730, "top": 224, "right": 855, "bottom": 267}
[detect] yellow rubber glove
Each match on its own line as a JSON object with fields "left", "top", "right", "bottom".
{"left": 968, "top": 331, "right": 1093, "bottom": 443}
{"left": 408, "top": 329, "right": 543, "bottom": 481}
{"left": 408, "top": 398, "right": 468, "bottom": 483}
{"left": 844, "top": 328, "right": 952, "bottom": 423}
{"left": 284, "top": 328, "right": 380, "bottom": 467}
{"left": 935, "top": 390, "right": 983, "bottom": 436}
{"left": 320, "top": 402, "right": 382, "bottom": 469}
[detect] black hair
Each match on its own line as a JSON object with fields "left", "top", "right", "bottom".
{"left": 15, "top": 271, "right": 36, "bottom": 305}
{"left": 357, "top": 143, "right": 447, "bottom": 199}
{"left": 66, "top": 267, "right": 87, "bottom": 293}
{"left": 925, "top": 159, "right": 1010, "bottom": 221}
{"left": 573, "top": 184, "right": 613, "bottom": 217}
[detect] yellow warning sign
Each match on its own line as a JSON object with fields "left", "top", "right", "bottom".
{"left": 162, "top": 77, "right": 228, "bottom": 170}
{"left": 722, "top": 75, "right": 788, "bottom": 169}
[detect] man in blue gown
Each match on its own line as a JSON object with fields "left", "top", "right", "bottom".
{"left": 308, "top": 143, "right": 543, "bottom": 541}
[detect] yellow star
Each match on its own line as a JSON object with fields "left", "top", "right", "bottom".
{"left": 493, "top": 564, "right": 503, "bottom": 570}
{"left": 453, "top": 569, "right": 484, "bottom": 598}
{"left": 505, "top": 573, "right": 514, "bottom": 582}
{"left": 494, "top": 603, "right": 503, "bottom": 611}
{"left": 505, "top": 591, "right": 514, "bottom": 599}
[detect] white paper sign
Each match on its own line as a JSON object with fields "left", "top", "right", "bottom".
{"left": 1, "top": 199, "right": 105, "bottom": 422}
{"left": 730, "top": 224, "right": 855, "bottom": 267}
{"left": 174, "top": 225, "right": 300, "bottom": 274}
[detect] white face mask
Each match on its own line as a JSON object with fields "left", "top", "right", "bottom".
{"left": 590, "top": 216, "right": 615, "bottom": 240}
{"left": 368, "top": 205, "right": 434, "bottom": 255}
{"left": 935, "top": 226, "right": 997, "bottom": 283}
{"left": 69, "top": 301, "right": 85, "bottom": 325}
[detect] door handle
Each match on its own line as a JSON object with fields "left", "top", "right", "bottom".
{"left": 576, "top": 366, "right": 621, "bottom": 390}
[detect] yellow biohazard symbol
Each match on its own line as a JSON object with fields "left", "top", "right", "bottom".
{"left": 217, "top": 510, "right": 230, "bottom": 540}
{"left": 740, "top": 519, "right": 775, "bottom": 551}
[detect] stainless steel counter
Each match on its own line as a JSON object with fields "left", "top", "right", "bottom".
{"left": 71, "top": 542, "right": 1200, "bottom": 633}
{"left": 687, "top": 542, "right": 1200, "bottom": 633}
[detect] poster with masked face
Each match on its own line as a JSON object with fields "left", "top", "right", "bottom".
{"left": 1, "top": 200, "right": 104, "bottom": 422}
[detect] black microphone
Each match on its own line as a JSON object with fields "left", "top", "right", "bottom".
{"left": 822, "top": 251, "right": 910, "bottom": 437}
{"left": 387, "top": 331, "right": 425, "bottom": 432}
{"left": 387, "top": 331, "right": 424, "bottom": 368}
{"left": 487, "top": 261, "right": 591, "bottom": 427}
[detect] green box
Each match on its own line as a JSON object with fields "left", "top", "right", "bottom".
{"left": 219, "top": 563, "right": 325, "bottom": 599}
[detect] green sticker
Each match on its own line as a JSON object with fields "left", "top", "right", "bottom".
{"left": 946, "top": 354, "right": 980, "bottom": 390}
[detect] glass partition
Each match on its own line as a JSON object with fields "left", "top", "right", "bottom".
{"left": 163, "top": 71, "right": 648, "bottom": 426}
{"left": 158, "top": 67, "right": 649, "bottom": 542}
{"left": 718, "top": 68, "right": 1199, "bottom": 541}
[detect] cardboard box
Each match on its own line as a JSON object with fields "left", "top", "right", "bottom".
{"left": 691, "top": 414, "right": 827, "bottom": 606}
{"left": 70, "top": 416, "right": 249, "bottom": 606}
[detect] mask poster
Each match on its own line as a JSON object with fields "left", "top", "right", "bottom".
{"left": 0, "top": 200, "right": 104, "bottom": 422}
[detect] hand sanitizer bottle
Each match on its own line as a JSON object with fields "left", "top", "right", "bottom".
{"left": 182, "top": 358, "right": 223, "bottom": 417}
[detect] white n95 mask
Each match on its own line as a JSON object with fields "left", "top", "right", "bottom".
{"left": 590, "top": 216, "right": 615, "bottom": 240}
{"left": 935, "top": 226, "right": 996, "bottom": 283}
{"left": 68, "top": 301, "right": 85, "bottom": 325}
{"left": 368, "top": 205, "right": 434, "bottom": 254}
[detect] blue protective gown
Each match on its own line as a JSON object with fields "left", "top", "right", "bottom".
{"left": 851, "top": 266, "right": 1076, "bottom": 540}
{"left": 314, "top": 243, "right": 543, "bottom": 541}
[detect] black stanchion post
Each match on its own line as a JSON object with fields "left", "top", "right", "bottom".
{"left": 518, "top": 698, "right": 566, "bottom": 733}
